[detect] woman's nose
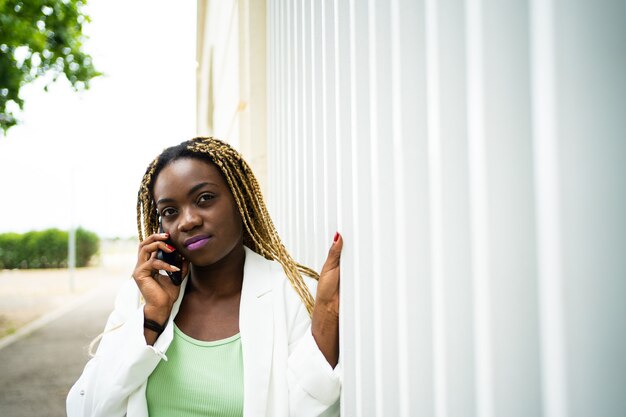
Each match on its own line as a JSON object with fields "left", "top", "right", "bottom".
{"left": 178, "top": 207, "right": 202, "bottom": 232}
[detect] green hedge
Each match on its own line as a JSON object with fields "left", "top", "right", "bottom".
{"left": 0, "top": 227, "right": 100, "bottom": 269}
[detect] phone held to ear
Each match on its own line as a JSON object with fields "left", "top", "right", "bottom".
{"left": 156, "top": 223, "right": 183, "bottom": 286}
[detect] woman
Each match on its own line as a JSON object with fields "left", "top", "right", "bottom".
{"left": 67, "top": 137, "right": 342, "bottom": 417}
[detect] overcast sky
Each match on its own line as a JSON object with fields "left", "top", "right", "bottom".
{"left": 0, "top": 0, "right": 197, "bottom": 238}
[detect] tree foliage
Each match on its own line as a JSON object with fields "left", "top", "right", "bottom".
{"left": 0, "top": 0, "right": 100, "bottom": 133}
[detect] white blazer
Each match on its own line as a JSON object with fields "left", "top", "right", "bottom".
{"left": 66, "top": 247, "right": 341, "bottom": 417}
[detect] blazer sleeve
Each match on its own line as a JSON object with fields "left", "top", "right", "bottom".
{"left": 66, "top": 280, "right": 170, "bottom": 417}
{"left": 286, "top": 277, "right": 342, "bottom": 417}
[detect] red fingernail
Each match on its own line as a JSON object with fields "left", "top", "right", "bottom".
{"left": 165, "top": 244, "right": 175, "bottom": 251}
{"left": 333, "top": 232, "right": 339, "bottom": 243}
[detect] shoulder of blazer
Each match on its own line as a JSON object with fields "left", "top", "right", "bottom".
{"left": 243, "top": 246, "right": 319, "bottom": 309}
{"left": 112, "top": 278, "right": 142, "bottom": 317}
{"left": 242, "top": 247, "right": 281, "bottom": 298}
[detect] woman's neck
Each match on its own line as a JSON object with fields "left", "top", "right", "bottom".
{"left": 187, "top": 244, "right": 246, "bottom": 298}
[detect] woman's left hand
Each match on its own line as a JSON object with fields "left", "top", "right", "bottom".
{"left": 312, "top": 232, "right": 343, "bottom": 368}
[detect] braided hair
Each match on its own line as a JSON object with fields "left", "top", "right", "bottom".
{"left": 136, "top": 137, "right": 318, "bottom": 316}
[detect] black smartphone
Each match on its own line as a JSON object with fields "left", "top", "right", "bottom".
{"left": 156, "top": 222, "right": 183, "bottom": 285}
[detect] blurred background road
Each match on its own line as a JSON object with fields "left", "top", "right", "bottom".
{"left": 0, "top": 240, "right": 134, "bottom": 417}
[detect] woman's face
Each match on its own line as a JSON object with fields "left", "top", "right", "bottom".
{"left": 152, "top": 158, "right": 243, "bottom": 267}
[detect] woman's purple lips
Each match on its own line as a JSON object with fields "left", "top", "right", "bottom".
{"left": 184, "top": 235, "right": 211, "bottom": 250}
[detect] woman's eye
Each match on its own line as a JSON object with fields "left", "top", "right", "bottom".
{"left": 161, "top": 208, "right": 177, "bottom": 217}
{"left": 198, "top": 193, "right": 215, "bottom": 204}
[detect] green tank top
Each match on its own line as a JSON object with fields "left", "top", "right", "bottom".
{"left": 146, "top": 324, "right": 244, "bottom": 417}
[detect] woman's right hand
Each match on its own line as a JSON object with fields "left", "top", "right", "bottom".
{"left": 132, "top": 232, "right": 188, "bottom": 326}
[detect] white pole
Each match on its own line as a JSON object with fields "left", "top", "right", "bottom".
{"left": 68, "top": 166, "right": 76, "bottom": 292}
{"left": 68, "top": 227, "right": 76, "bottom": 292}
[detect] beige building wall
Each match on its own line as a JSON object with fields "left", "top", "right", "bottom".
{"left": 196, "top": 0, "right": 268, "bottom": 193}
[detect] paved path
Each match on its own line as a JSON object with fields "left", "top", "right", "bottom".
{"left": 0, "top": 240, "right": 136, "bottom": 417}
{"left": 0, "top": 279, "right": 121, "bottom": 417}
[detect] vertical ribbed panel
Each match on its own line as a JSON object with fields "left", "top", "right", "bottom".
{"left": 554, "top": 3, "right": 626, "bottom": 417}
{"left": 265, "top": 1, "right": 626, "bottom": 416}
{"left": 333, "top": 2, "right": 356, "bottom": 415}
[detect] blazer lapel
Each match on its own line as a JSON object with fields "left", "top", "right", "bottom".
{"left": 240, "top": 247, "right": 275, "bottom": 417}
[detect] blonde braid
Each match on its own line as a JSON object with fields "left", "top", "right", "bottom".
{"left": 136, "top": 137, "right": 318, "bottom": 316}
{"left": 137, "top": 158, "right": 160, "bottom": 242}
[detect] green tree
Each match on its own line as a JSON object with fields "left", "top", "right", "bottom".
{"left": 75, "top": 226, "right": 99, "bottom": 267}
{"left": 0, "top": 0, "right": 100, "bottom": 133}
{"left": 0, "top": 227, "right": 100, "bottom": 269}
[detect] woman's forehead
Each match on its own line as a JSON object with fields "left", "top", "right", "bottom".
{"left": 153, "top": 158, "right": 226, "bottom": 198}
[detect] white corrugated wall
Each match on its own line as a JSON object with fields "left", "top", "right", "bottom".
{"left": 266, "top": 1, "right": 626, "bottom": 417}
